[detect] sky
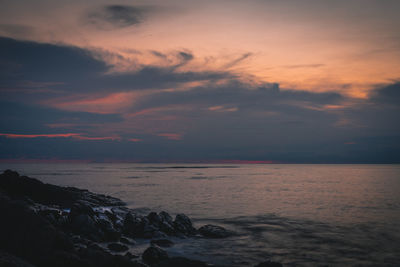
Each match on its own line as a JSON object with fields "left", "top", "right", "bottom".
{"left": 0, "top": 0, "right": 399, "bottom": 163}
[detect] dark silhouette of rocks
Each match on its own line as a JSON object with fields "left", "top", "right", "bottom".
{"left": 0, "top": 170, "right": 282, "bottom": 266}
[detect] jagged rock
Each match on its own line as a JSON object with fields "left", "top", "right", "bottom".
{"left": 158, "top": 211, "right": 175, "bottom": 235}
{"left": 107, "top": 243, "right": 129, "bottom": 252}
{"left": 173, "top": 214, "right": 196, "bottom": 235}
{"left": 150, "top": 239, "right": 174, "bottom": 247}
{"left": 97, "top": 214, "right": 120, "bottom": 241}
{"left": 123, "top": 212, "right": 145, "bottom": 238}
{"left": 69, "top": 213, "right": 103, "bottom": 241}
{"left": 159, "top": 211, "right": 173, "bottom": 224}
{"left": 198, "top": 224, "right": 233, "bottom": 238}
{"left": 142, "top": 246, "right": 169, "bottom": 265}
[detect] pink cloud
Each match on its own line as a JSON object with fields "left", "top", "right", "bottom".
{"left": 0, "top": 133, "right": 80, "bottom": 138}
{"left": 128, "top": 138, "right": 143, "bottom": 142}
{"left": 0, "top": 133, "right": 120, "bottom": 141}
{"left": 157, "top": 133, "right": 183, "bottom": 140}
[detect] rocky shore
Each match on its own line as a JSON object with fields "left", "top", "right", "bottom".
{"left": 0, "top": 170, "right": 282, "bottom": 267}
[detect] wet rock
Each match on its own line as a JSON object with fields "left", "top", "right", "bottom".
{"left": 159, "top": 211, "right": 173, "bottom": 224}
{"left": 142, "top": 246, "right": 169, "bottom": 265}
{"left": 107, "top": 243, "right": 129, "bottom": 252}
{"left": 254, "top": 261, "right": 283, "bottom": 267}
{"left": 69, "top": 213, "right": 103, "bottom": 241}
{"left": 173, "top": 214, "right": 196, "bottom": 235}
{"left": 97, "top": 214, "right": 120, "bottom": 241}
{"left": 123, "top": 212, "right": 145, "bottom": 238}
{"left": 120, "top": 236, "right": 136, "bottom": 245}
{"left": 148, "top": 212, "right": 162, "bottom": 225}
{"left": 69, "top": 200, "right": 95, "bottom": 218}
{"left": 150, "top": 239, "right": 174, "bottom": 247}
{"left": 198, "top": 224, "right": 233, "bottom": 238}
{"left": 158, "top": 211, "right": 175, "bottom": 235}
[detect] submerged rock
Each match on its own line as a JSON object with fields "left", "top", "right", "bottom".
{"left": 198, "top": 224, "right": 233, "bottom": 238}
{"left": 142, "top": 246, "right": 169, "bottom": 265}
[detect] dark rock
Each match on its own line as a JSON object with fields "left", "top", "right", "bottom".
{"left": 123, "top": 212, "right": 145, "bottom": 238}
{"left": 69, "top": 200, "right": 95, "bottom": 218}
{"left": 198, "top": 224, "right": 233, "bottom": 238}
{"left": 158, "top": 211, "right": 175, "bottom": 235}
{"left": 69, "top": 214, "right": 103, "bottom": 241}
{"left": 124, "top": 251, "right": 139, "bottom": 259}
{"left": 120, "top": 237, "right": 136, "bottom": 245}
{"left": 142, "top": 246, "right": 169, "bottom": 265}
{"left": 107, "top": 243, "right": 129, "bottom": 252}
{"left": 159, "top": 211, "right": 173, "bottom": 224}
{"left": 150, "top": 239, "right": 174, "bottom": 247}
{"left": 173, "top": 214, "right": 196, "bottom": 235}
{"left": 254, "top": 261, "right": 283, "bottom": 267}
{"left": 155, "top": 257, "right": 209, "bottom": 267}
{"left": 0, "top": 250, "right": 36, "bottom": 267}
{"left": 97, "top": 214, "right": 120, "bottom": 241}
{"left": 148, "top": 212, "right": 162, "bottom": 225}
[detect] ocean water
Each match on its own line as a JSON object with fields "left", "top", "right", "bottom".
{"left": 1, "top": 163, "right": 399, "bottom": 266}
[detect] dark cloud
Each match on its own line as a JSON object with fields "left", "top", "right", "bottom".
{"left": 0, "top": 101, "right": 122, "bottom": 134}
{"left": 0, "top": 36, "right": 108, "bottom": 85}
{"left": 0, "top": 36, "right": 399, "bottom": 162}
{"left": 85, "top": 5, "right": 149, "bottom": 30}
{"left": 368, "top": 82, "right": 400, "bottom": 106}
{"left": 224, "top": 53, "right": 253, "bottom": 68}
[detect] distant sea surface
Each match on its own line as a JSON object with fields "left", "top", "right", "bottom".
{"left": 1, "top": 163, "right": 399, "bottom": 266}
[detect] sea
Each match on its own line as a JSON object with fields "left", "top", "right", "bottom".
{"left": 1, "top": 163, "right": 399, "bottom": 266}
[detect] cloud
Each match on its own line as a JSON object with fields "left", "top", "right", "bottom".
{"left": 0, "top": 36, "right": 399, "bottom": 162}
{"left": 282, "top": 64, "right": 325, "bottom": 69}
{"left": 223, "top": 53, "right": 253, "bottom": 68}
{"left": 0, "top": 133, "right": 120, "bottom": 141}
{"left": 85, "top": 5, "right": 150, "bottom": 30}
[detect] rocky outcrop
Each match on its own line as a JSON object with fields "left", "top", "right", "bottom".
{"left": 0, "top": 170, "right": 283, "bottom": 267}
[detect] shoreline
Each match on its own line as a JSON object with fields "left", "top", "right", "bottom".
{"left": 0, "top": 169, "right": 280, "bottom": 267}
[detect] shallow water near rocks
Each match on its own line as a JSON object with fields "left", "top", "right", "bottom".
{"left": 2, "top": 163, "right": 400, "bottom": 266}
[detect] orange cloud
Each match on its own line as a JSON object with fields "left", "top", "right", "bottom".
{"left": 46, "top": 92, "right": 140, "bottom": 114}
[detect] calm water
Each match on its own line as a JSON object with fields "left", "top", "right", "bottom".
{"left": 1, "top": 163, "right": 400, "bottom": 266}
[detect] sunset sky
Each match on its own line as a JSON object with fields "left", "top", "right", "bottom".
{"left": 0, "top": 0, "right": 399, "bottom": 163}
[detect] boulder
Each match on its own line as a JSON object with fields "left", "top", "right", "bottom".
{"left": 123, "top": 213, "right": 145, "bottom": 238}
{"left": 198, "top": 224, "right": 233, "bottom": 238}
{"left": 173, "top": 214, "right": 196, "bottom": 235}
